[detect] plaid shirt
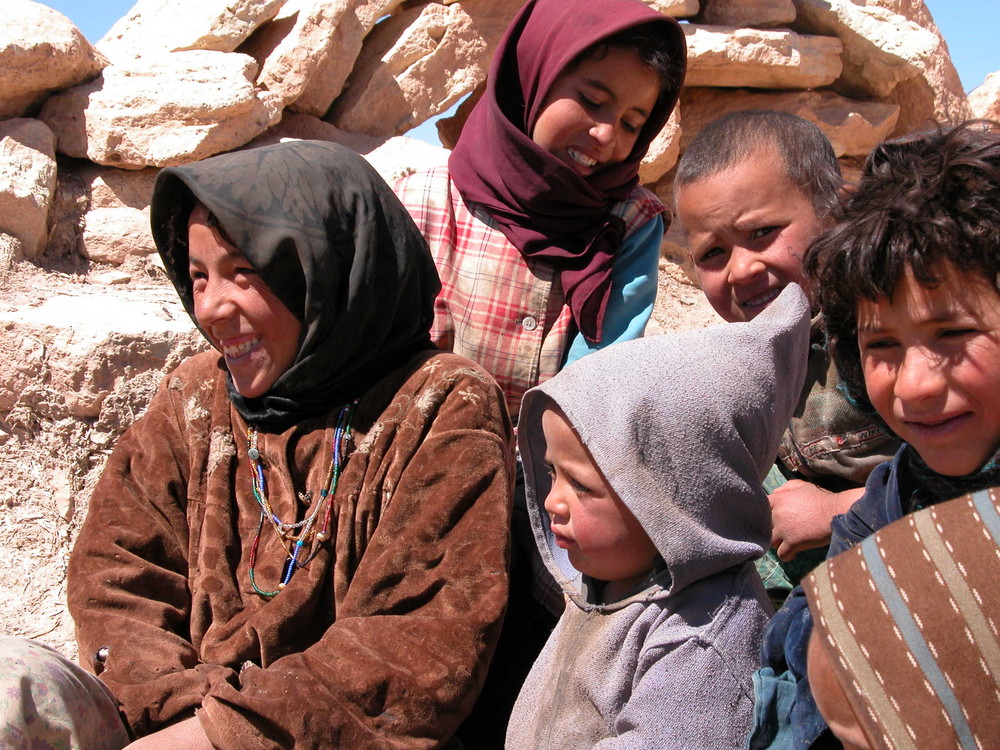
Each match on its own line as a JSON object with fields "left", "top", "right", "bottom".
{"left": 395, "top": 166, "right": 663, "bottom": 420}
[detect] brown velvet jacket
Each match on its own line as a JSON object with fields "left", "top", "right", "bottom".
{"left": 67, "top": 349, "right": 513, "bottom": 749}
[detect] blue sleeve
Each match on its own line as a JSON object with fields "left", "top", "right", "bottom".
{"left": 563, "top": 214, "right": 663, "bottom": 367}
{"left": 828, "top": 453, "right": 899, "bottom": 557}
{"left": 754, "top": 587, "right": 835, "bottom": 749}
{"left": 750, "top": 454, "right": 904, "bottom": 750}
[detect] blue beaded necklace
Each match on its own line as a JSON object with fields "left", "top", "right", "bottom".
{"left": 244, "top": 401, "right": 357, "bottom": 598}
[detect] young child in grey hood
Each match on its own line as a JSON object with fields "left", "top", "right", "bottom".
{"left": 505, "top": 284, "right": 811, "bottom": 749}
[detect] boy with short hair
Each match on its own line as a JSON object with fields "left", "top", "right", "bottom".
{"left": 506, "top": 285, "right": 811, "bottom": 748}
{"left": 762, "top": 121, "right": 1000, "bottom": 748}
{"left": 674, "top": 110, "right": 898, "bottom": 576}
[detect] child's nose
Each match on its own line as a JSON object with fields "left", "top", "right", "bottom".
{"left": 194, "top": 279, "right": 238, "bottom": 328}
{"left": 543, "top": 485, "right": 568, "bottom": 522}
{"left": 589, "top": 121, "right": 615, "bottom": 147}
{"left": 895, "top": 346, "right": 947, "bottom": 401}
{"left": 727, "top": 246, "right": 765, "bottom": 284}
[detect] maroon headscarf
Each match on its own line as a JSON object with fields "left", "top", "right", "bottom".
{"left": 449, "top": 0, "right": 685, "bottom": 343}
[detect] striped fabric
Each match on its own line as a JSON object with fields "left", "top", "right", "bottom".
{"left": 805, "top": 486, "right": 1000, "bottom": 750}
{"left": 394, "top": 166, "right": 663, "bottom": 420}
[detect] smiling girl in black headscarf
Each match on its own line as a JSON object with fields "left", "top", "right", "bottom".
{"left": 63, "top": 140, "right": 513, "bottom": 749}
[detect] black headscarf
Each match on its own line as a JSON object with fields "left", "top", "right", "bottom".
{"left": 150, "top": 140, "right": 441, "bottom": 431}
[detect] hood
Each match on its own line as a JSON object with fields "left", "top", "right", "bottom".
{"left": 519, "top": 285, "right": 811, "bottom": 606}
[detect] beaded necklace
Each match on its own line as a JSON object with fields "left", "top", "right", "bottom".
{"left": 245, "top": 400, "right": 357, "bottom": 598}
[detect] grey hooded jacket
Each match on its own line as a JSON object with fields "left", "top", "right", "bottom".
{"left": 506, "top": 285, "right": 811, "bottom": 749}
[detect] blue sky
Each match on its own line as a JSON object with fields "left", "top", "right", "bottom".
{"left": 43, "top": 0, "right": 998, "bottom": 95}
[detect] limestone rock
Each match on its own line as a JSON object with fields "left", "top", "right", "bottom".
{"left": 97, "top": 0, "right": 285, "bottom": 61}
{"left": 792, "top": 0, "right": 970, "bottom": 131}
{"left": 328, "top": 0, "right": 522, "bottom": 136}
{"left": 695, "top": 0, "right": 795, "bottom": 28}
{"left": 93, "top": 270, "right": 133, "bottom": 286}
{"left": 72, "top": 165, "right": 160, "bottom": 264}
{"left": 0, "top": 0, "right": 106, "bottom": 117}
{"left": 685, "top": 24, "right": 842, "bottom": 90}
{"left": 43, "top": 163, "right": 157, "bottom": 262}
{"left": 879, "top": 8, "right": 970, "bottom": 133}
{"left": 680, "top": 87, "right": 899, "bottom": 157}
{"left": 646, "top": 0, "right": 701, "bottom": 17}
{"left": 0, "top": 285, "right": 205, "bottom": 420}
{"left": 82, "top": 165, "right": 159, "bottom": 212}
{"left": 246, "top": 0, "right": 406, "bottom": 117}
{"left": 436, "top": 84, "right": 484, "bottom": 150}
{"left": 363, "top": 137, "right": 450, "bottom": 186}
{"left": 793, "top": 0, "right": 931, "bottom": 98}
{"left": 39, "top": 51, "right": 282, "bottom": 169}
{"left": 638, "top": 109, "right": 682, "bottom": 185}
{"left": 0, "top": 119, "right": 57, "bottom": 261}
{"left": 246, "top": 112, "right": 388, "bottom": 155}
{"left": 248, "top": 113, "right": 448, "bottom": 185}
{"left": 970, "top": 72, "right": 1000, "bottom": 121}
{"left": 0, "top": 235, "right": 21, "bottom": 278}
{"left": 862, "top": 0, "right": 933, "bottom": 26}
{"left": 82, "top": 207, "right": 154, "bottom": 265}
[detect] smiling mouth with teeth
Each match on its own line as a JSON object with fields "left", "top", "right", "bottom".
{"left": 742, "top": 288, "right": 782, "bottom": 308}
{"left": 567, "top": 147, "right": 598, "bottom": 168}
{"left": 222, "top": 337, "right": 260, "bottom": 358}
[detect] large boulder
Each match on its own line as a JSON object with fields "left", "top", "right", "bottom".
{"left": 0, "top": 284, "right": 204, "bottom": 421}
{"left": 97, "top": 0, "right": 285, "bottom": 61}
{"left": 793, "top": 0, "right": 932, "bottom": 97}
{"left": 684, "top": 25, "right": 843, "bottom": 89}
{"left": 695, "top": 0, "right": 796, "bottom": 27}
{"left": 247, "top": 113, "right": 449, "bottom": 184}
{"left": 77, "top": 166, "right": 159, "bottom": 265}
{"left": 0, "top": 278, "right": 207, "bottom": 655}
{"left": 792, "top": 0, "right": 970, "bottom": 132}
{"left": 638, "top": 109, "right": 682, "bottom": 185}
{"left": 38, "top": 51, "right": 282, "bottom": 169}
{"left": 0, "top": 0, "right": 106, "bottom": 118}
{"left": 970, "top": 72, "right": 1000, "bottom": 121}
{"left": 647, "top": 0, "right": 700, "bottom": 16}
{"left": 244, "top": 0, "right": 406, "bottom": 117}
{"left": 328, "top": 0, "right": 523, "bottom": 136}
{"left": 0, "top": 119, "right": 57, "bottom": 262}
{"left": 679, "top": 87, "right": 899, "bottom": 157}
{"left": 247, "top": 111, "right": 389, "bottom": 153}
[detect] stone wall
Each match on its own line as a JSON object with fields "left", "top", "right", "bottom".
{"left": 0, "top": 0, "right": 994, "bottom": 650}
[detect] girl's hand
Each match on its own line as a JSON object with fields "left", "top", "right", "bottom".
{"left": 769, "top": 481, "right": 864, "bottom": 561}
{"left": 125, "top": 717, "right": 214, "bottom": 750}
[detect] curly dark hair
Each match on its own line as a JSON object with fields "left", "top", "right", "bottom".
{"left": 802, "top": 120, "right": 1000, "bottom": 415}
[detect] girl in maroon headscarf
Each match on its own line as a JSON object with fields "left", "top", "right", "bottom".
{"left": 395, "top": 0, "right": 685, "bottom": 425}
{"left": 394, "top": 0, "right": 685, "bottom": 743}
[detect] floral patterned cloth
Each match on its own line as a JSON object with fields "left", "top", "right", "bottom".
{"left": 0, "top": 636, "right": 130, "bottom": 750}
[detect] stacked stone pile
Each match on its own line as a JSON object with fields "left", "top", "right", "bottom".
{"left": 0, "top": 0, "right": 995, "bottom": 649}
